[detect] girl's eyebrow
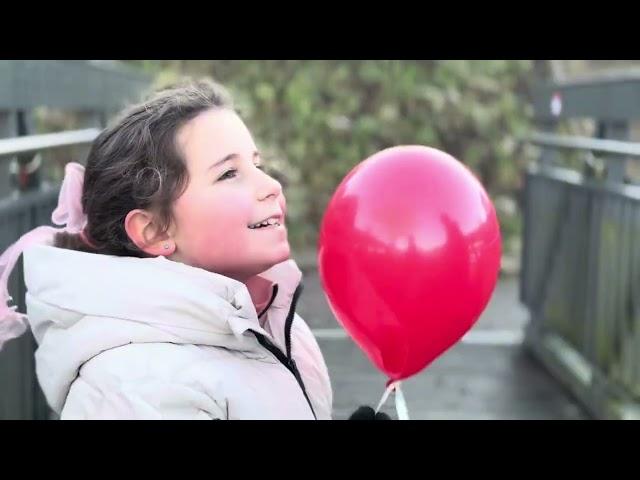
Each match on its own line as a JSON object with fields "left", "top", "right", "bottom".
{"left": 208, "top": 151, "right": 261, "bottom": 171}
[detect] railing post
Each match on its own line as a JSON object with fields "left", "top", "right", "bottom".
{"left": 598, "top": 121, "right": 629, "bottom": 183}
{"left": 0, "top": 110, "right": 17, "bottom": 197}
{"left": 12, "top": 110, "right": 42, "bottom": 193}
{"left": 538, "top": 119, "right": 559, "bottom": 172}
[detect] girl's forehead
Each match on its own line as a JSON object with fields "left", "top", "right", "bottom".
{"left": 178, "top": 109, "right": 257, "bottom": 168}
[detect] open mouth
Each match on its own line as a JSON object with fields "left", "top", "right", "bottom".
{"left": 248, "top": 216, "right": 282, "bottom": 229}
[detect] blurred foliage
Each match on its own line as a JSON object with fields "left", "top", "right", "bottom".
{"left": 125, "top": 60, "right": 538, "bottom": 253}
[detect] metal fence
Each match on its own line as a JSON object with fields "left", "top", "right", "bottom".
{"left": 0, "top": 61, "right": 150, "bottom": 419}
{"left": 0, "top": 60, "right": 151, "bottom": 198}
{"left": 0, "top": 130, "right": 98, "bottom": 419}
{"left": 522, "top": 132, "right": 640, "bottom": 419}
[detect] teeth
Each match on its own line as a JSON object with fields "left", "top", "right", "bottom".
{"left": 249, "top": 218, "right": 280, "bottom": 229}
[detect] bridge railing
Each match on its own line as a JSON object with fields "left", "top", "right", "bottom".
{"left": 522, "top": 131, "right": 640, "bottom": 419}
{"left": 0, "top": 129, "right": 99, "bottom": 419}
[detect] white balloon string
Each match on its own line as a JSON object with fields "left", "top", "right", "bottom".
{"left": 394, "top": 382, "right": 410, "bottom": 420}
{"left": 374, "top": 380, "right": 410, "bottom": 420}
{"left": 375, "top": 381, "right": 396, "bottom": 414}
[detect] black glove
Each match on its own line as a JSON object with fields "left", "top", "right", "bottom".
{"left": 348, "top": 406, "right": 392, "bottom": 420}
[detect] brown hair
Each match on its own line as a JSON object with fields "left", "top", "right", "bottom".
{"left": 54, "top": 78, "right": 233, "bottom": 257}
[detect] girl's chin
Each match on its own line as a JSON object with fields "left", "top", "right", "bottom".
{"left": 187, "top": 242, "right": 292, "bottom": 280}
{"left": 262, "top": 246, "right": 291, "bottom": 270}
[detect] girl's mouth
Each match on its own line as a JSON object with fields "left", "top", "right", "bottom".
{"left": 248, "top": 214, "right": 283, "bottom": 229}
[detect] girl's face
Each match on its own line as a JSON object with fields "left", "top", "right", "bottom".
{"left": 168, "top": 108, "right": 290, "bottom": 282}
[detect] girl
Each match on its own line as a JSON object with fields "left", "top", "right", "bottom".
{"left": 0, "top": 78, "right": 333, "bottom": 420}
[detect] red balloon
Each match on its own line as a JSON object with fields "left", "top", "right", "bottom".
{"left": 318, "top": 146, "right": 501, "bottom": 381}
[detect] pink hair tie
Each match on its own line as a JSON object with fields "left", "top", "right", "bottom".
{"left": 0, "top": 162, "right": 89, "bottom": 350}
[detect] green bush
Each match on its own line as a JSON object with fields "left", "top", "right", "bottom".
{"left": 127, "top": 61, "right": 536, "bottom": 252}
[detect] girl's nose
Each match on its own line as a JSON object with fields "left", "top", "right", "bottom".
{"left": 258, "top": 169, "right": 283, "bottom": 201}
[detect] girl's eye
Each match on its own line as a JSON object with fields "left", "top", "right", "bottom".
{"left": 218, "top": 168, "right": 238, "bottom": 181}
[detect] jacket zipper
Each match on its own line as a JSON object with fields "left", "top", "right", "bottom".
{"left": 251, "top": 282, "right": 317, "bottom": 419}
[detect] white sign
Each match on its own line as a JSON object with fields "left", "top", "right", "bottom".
{"left": 550, "top": 92, "right": 562, "bottom": 117}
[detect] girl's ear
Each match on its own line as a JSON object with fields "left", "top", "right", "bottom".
{"left": 124, "top": 209, "right": 175, "bottom": 256}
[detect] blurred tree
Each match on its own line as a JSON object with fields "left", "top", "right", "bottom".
{"left": 125, "top": 60, "right": 539, "bottom": 251}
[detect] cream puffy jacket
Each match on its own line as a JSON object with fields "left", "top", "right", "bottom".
{"left": 23, "top": 245, "right": 333, "bottom": 420}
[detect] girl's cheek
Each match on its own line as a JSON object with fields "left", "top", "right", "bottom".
{"left": 196, "top": 192, "right": 253, "bottom": 242}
